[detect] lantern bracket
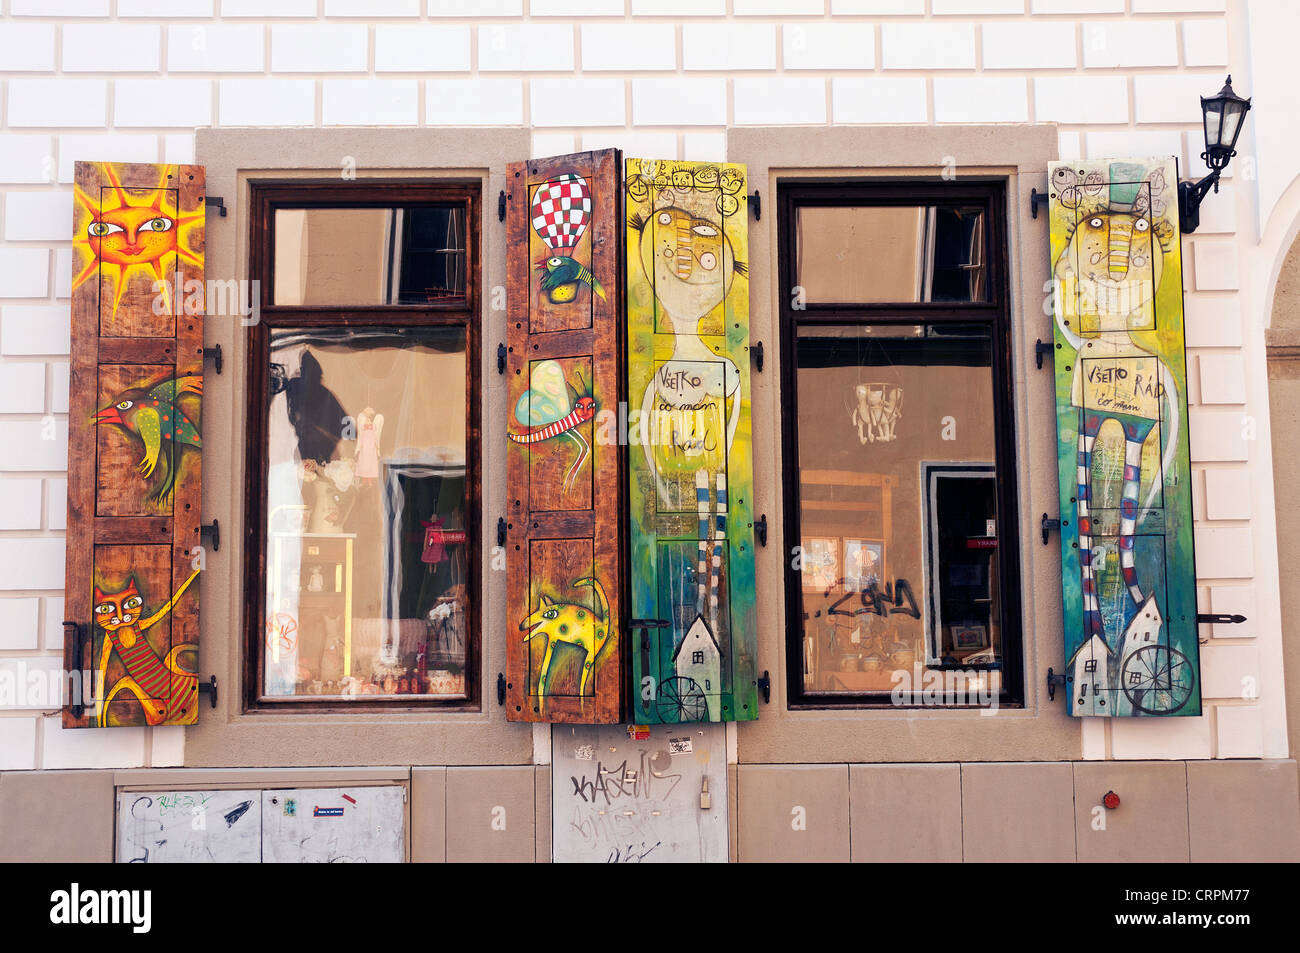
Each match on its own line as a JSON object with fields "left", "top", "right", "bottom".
{"left": 1178, "top": 172, "right": 1221, "bottom": 235}
{"left": 750, "top": 190, "right": 761, "bottom": 220}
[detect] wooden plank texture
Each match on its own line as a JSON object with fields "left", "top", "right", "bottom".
{"left": 63, "top": 161, "right": 205, "bottom": 728}
{"left": 506, "top": 149, "right": 624, "bottom": 723}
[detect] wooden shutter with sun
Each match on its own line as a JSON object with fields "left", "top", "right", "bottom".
{"left": 62, "top": 161, "right": 206, "bottom": 728}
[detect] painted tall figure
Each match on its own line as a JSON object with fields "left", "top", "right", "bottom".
{"left": 1050, "top": 158, "right": 1200, "bottom": 718}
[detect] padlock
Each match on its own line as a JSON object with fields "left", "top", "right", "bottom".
{"left": 699, "top": 776, "right": 711, "bottom": 810}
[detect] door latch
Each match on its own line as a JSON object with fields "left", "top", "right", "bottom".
{"left": 197, "top": 675, "right": 218, "bottom": 709}
{"left": 699, "top": 776, "right": 712, "bottom": 810}
{"left": 1041, "top": 513, "right": 1060, "bottom": 546}
{"left": 1046, "top": 667, "right": 1066, "bottom": 702}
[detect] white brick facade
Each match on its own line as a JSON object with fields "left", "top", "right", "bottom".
{"left": 0, "top": 0, "right": 1291, "bottom": 771}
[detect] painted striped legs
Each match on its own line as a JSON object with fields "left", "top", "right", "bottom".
{"left": 1078, "top": 415, "right": 1103, "bottom": 639}
{"left": 1079, "top": 413, "right": 1155, "bottom": 641}
{"left": 695, "top": 470, "right": 728, "bottom": 626}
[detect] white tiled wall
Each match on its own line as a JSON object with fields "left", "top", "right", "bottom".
{"left": 0, "top": 0, "right": 1281, "bottom": 768}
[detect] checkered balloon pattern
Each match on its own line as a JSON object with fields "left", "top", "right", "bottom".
{"left": 530, "top": 173, "right": 592, "bottom": 252}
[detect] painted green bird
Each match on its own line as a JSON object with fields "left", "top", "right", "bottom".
{"left": 537, "top": 255, "right": 606, "bottom": 301}
{"left": 93, "top": 375, "right": 202, "bottom": 504}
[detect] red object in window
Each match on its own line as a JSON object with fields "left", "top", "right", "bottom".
{"left": 1103, "top": 790, "right": 1121, "bottom": 810}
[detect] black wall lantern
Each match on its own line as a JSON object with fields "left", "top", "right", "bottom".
{"left": 1179, "top": 75, "right": 1252, "bottom": 234}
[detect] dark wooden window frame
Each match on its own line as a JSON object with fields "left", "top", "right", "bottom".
{"left": 243, "top": 180, "right": 483, "bottom": 713}
{"left": 777, "top": 178, "right": 1025, "bottom": 709}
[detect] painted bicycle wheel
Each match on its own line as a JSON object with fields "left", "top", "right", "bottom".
{"left": 1121, "top": 645, "right": 1195, "bottom": 715}
{"left": 656, "top": 676, "right": 708, "bottom": 723}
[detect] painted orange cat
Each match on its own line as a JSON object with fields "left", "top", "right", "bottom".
{"left": 93, "top": 569, "right": 200, "bottom": 727}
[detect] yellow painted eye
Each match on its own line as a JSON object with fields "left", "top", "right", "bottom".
{"left": 88, "top": 221, "right": 123, "bottom": 238}
{"left": 699, "top": 251, "right": 717, "bottom": 270}
{"left": 658, "top": 212, "right": 672, "bottom": 225}
{"left": 124, "top": 596, "right": 142, "bottom": 610}
{"left": 692, "top": 224, "right": 719, "bottom": 237}
{"left": 1088, "top": 217, "right": 1104, "bottom": 229}
{"left": 117, "top": 400, "right": 133, "bottom": 410}
{"left": 144, "top": 217, "right": 173, "bottom": 232}
{"left": 94, "top": 604, "right": 112, "bottom": 614}
{"left": 1134, "top": 218, "right": 1150, "bottom": 232}
{"left": 548, "top": 257, "right": 562, "bottom": 267}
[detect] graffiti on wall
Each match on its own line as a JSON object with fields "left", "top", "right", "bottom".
{"left": 1049, "top": 157, "right": 1201, "bottom": 717}
{"left": 626, "top": 159, "right": 758, "bottom": 724}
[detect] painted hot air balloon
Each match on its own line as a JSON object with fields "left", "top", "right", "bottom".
{"left": 530, "top": 173, "right": 602, "bottom": 303}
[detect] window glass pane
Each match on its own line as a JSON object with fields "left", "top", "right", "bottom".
{"left": 796, "top": 205, "right": 986, "bottom": 304}
{"left": 273, "top": 205, "right": 466, "bottom": 306}
{"left": 263, "top": 327, "right": 469, "bottom": 700}
{"left": 795, "top": 323, "right": 1003, "bottom": 700}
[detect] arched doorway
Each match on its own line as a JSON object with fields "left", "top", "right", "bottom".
{"left": 1268, "top": 233, "right": 1300, "bottom": 759}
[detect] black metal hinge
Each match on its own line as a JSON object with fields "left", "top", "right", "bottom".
{"left": 497, "top": 517, "right": 507, "bottom": 547}
{"left": 755, "top": 514, "right": 768, "bottom": 547}
{"left": 757, "top": 671, "right": 771, "bottom": 704}
{"left": 631, "top": 618, "right": 671, "bottom": 653}
{"left": 197, "top": 675, "right": 218, "bottom": 709}
{"left": 200, "top": 519, "right": 220, "bottom": 553}
{"left": 498, "top": 190, "right": 507, "bottom": 223}
{"left": 1035, "top": 338, "right": 1053, "bottom": 370}
{"left": 203, "top": 344, "right": 223, "bottom": 375}
{"left": 749, "top": 190, "right": 761, "bottom": 220}
{"left": 64, "top": 622, "right": 85, "bottom": 718}
{"left": 497, "top": 342, "right": 507, "bottom": 375}
{"left": 205, "top": 195, "right": 227, "bottom": 218}
{"left": 1197, "top": 613, "right": 1247, "bottom": 625}
{"left": 1046, "top": 667, "right": 1066, "bottom": 702}
{"left": 497, "top": 673, "right": 506, "bottom": 706}
{"left": 1029, "top": 188, "right": 1049, "bottom": 219}
{"left": 1041, "top": 513, "right": 1060, "bottom": 546}
{"left": 751, "top": 340, "right": 764, "bottom": 372}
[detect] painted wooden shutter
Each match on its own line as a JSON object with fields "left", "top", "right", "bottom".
{"left": 625, "top": 159, "right": 759, "bottom": 725}
{"left": 505, "top": 149, "right": 624, "bottom": 723}
{"left": 62, "top": 161, "right": 206, "bottom": 728}
{"left": 1048, "top": 157, "right": 1201, "bottom": 717}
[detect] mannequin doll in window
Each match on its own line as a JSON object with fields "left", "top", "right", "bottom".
{"left": 354, "top": 406, "right": 384, "bottom": 487}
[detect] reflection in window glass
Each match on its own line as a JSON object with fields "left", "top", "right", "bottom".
{"left": 795, "top": 324, "right": 1003, "bottom": 698}
{"left": 796, "top": 205, "right": 986, "bottom": 304}
{"left": 273, "top": 205, "right": 466, "bottom": 306}
{"left": 263, "top": 328, "right": 468, "bottom": 700}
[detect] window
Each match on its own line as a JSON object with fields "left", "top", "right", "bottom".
{"left": 245, "top": 182, "right": 481, "bottom": 709}
{"left": 779, "top": 181, "right": 1022, "bottom": 708}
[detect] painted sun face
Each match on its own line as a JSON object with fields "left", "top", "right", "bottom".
{"left": 87, "top": 205, "right": 175, "bottom": 267}
{"left": 73, "top": 164, "right": 203, "bottom": 318}
{"left": 640, "top": 207, "right": 736, "bottom": 322}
